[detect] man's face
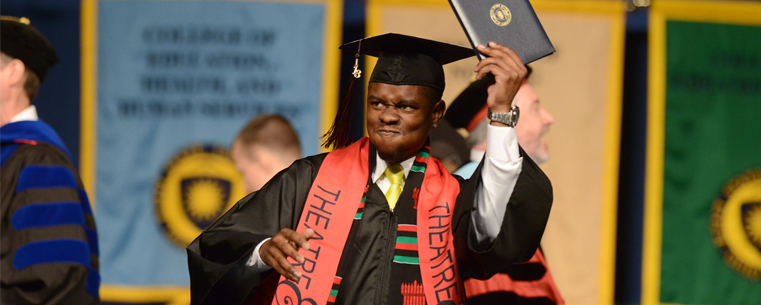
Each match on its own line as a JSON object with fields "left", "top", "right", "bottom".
{"left": 231, "top": 140, "right": 269, "bottom": 193}
{"left": 0, "top": 55, "right": 14, "bottom": 105}
{"left": 513, "top": 83, "right": 555, "bottom": 164}
{"left": 366, "top": 83, "right": 444, "bottom": 164}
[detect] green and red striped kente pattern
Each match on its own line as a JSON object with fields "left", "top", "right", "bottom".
{"left": 326, "top": 276, "right": 342, "bottom": 304}
{"left": 394, "top": 224, "right": 419, "bottom": 265}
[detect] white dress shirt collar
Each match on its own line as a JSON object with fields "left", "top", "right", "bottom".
{"left": 10, "top": 105, "right": 39, "bottom": 123}
{"left": 372, "top": 151, "right": 416, "bottom": 184}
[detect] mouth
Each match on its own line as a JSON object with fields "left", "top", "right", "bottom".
{"left": 541, "top": 126, "right": 551, "bottom": 136}
{"left": 376, "top": 129, "right": 401, "bottom": 137}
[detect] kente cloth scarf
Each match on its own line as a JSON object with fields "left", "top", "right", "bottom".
{"left": 270, "top": 137, "right": 464, "bottom": 305}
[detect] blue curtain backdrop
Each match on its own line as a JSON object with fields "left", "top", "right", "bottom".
{"left": 95, "top": 0, "right": 326, "bottom": 285}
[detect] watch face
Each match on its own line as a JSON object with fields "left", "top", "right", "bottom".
{"left": 512, "top": 106, "right": 520, "bottom": 124}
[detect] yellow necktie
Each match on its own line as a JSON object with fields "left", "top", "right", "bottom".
{"left": 383, "top": 164, "right": 404, "bottom": 210}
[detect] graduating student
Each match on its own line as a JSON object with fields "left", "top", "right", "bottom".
{"left": 188, "top": 33, "right": 553, "bottom": 305}
{"left": 0, "top": 16, "right": 100, "bottom": 304}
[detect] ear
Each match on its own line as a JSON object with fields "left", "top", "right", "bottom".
{"left": 3, "top": 59, "right": 27, "bottom": 87}
{"left": 252, "top": 147, "right": 275, "bottom": 172}
{"left": 431, "top": 99, "right": 446, "bottom": 128}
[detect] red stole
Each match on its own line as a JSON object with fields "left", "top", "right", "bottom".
{"left": 270, "top": 138, "right": 463, "bottom": 305}
{"left": 463, "top": 249, "right": 564, "bottom": 304}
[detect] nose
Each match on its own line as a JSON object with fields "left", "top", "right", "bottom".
{"left": 379, "top": 108, "right": 400, "bottom": 125}
{"left": 542, "top": 108, "right": 555, "bottom": 125}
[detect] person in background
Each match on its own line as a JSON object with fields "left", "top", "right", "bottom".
{"left": 231, "top": 114, "right": 302, "bottom": 193}
{"left": 447, "top": 67, "right": 562, "bottom": 304}
{"left": 428, "top": 119, "right": 470, "bottom": 173}
{"left": 0, "top": 16, "right": 100, "bottom": 305}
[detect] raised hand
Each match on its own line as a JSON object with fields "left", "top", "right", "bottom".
{"left": 473, "top": 42, "right": 527, "bottom": 117}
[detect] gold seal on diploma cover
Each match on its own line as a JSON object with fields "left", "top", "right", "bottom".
{"left": 710, "top": 168, "right": 761, "bottom": 280}
{"left": 155, "top": 145, "right": 245, "bottom": 247}
{"left": 490, "top": 4, "right": 512, "bottom": 27}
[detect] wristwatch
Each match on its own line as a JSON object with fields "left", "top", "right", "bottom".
{"left": 487, "top": 106, "right": 520, "bottom": 127}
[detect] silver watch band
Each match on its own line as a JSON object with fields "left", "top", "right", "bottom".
{"left": 487, "top": 106, "right": 519, "bottom": 127}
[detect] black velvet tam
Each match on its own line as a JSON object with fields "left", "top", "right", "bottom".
{"left": 340, "top": 33, "right": 474, "bottom": 91}
{"left": 1, "top": 16, "right": 59, "bottom": 81}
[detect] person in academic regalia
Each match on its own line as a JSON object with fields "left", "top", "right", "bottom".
{"left": 428, "top": 119, "right": 470, "bottom": 173}
{"left": 187, "top": 33, "right": 553, "bottom": 305}
{"left": 450, "top": 70, "right": 562, "bottom": 305}
{"left": 0, "top": 16, "right": 100, "bottom": 305}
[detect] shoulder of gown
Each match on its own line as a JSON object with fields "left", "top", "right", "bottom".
{"left": 187, "top": 153, "right": 327, "bottom": 305}
{"left": 453, "top": 146, "right": 553, "bottom": 280}
{"left": 1, "top": 142, "right": 100, "bottom": 305}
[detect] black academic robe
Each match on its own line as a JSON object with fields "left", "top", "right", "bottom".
{"left": 188, "top": 145, "right": 552, "bottom": 305}
{"left": 465, "top": 247, "right": 561, "bottom": 305}
{"left": 0, "top": 120, "right": 100, "bottom": 305}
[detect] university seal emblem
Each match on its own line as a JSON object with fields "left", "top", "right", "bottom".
{"left": 155, "top": 145, "right": 245, "bottom": 247}
{"left": 710, "top": 168, "right": 761, "bottom": 280}
{"left": 490, "top": 4, "right": 512, "bottom": 27}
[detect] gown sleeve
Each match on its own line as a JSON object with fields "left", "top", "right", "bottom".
{"left": 453, "top": 147, "right": 553, "bottom": 280}
{"left": 187, "top": 154, "right": 325, "bottom": 305}
{"left": 1, "top": 144, "right": 99, "bottom": 305}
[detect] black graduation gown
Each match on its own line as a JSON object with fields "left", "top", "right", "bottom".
{"left": 1, "top": 121, "right": 100, "bottom": 305}
{"left": 188, "top": 146, "right": 552, "bottom": 305}
{"left": 465, "top": 248, "right": 560, "bottom": 305}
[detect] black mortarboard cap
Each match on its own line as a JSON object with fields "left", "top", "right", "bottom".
{"left": 340, "top": 33, "right": 474, "bottom": 92}
{"left": 323, "top": 33, "right": 475, "bottom": 150}
{"left": 1, "top": 16, "right": 59, "bottom": 81}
